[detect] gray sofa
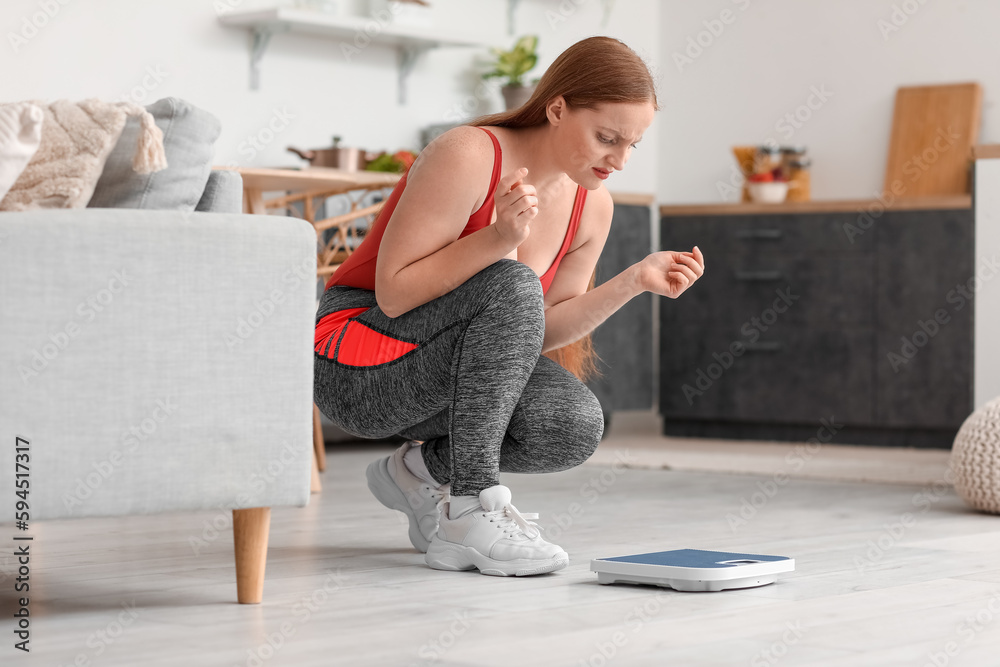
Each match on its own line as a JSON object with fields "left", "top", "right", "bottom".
{"left": 0, "top": 101, "right": 316, "bottom": 604}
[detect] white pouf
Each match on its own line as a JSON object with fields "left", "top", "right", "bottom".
{"left": 950, "top": 396, "right": 1000, "bottom": 514}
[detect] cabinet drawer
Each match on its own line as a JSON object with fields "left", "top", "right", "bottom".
{"left": 660, "top": 324, "right": 874, "bottom": 425}
{"left": 661, "top": 212, "right": 876, "bottom": 257}
{"left": 663, "top": 256, "right": 875, "bottom": 328}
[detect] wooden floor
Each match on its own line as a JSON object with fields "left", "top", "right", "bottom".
{"left": 4, "top": 423, "right": 1000, "bottom": 667}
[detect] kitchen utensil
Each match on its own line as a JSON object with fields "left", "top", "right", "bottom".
{"left": 287, "top": 136, "right": 368, "bottom": 171}
{"left": 883, "top": 82, "right": 982, "bottom": 197}
{"left": 785, "top": 157, "right": 811, "bottom": 202}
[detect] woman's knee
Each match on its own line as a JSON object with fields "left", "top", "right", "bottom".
{"left": 568, "top": 385, "right": 605, "bottom": 464}
{"left": 522, "top": 356, "right": 605, "bottom": 464}
{"left": 539, "top": 380, "right": 605, "bottom": 470}
{"left": 476, "top": 259, "right": 544, "bottom": 315}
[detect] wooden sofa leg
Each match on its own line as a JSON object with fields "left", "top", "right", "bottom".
{"left": 313, "top": 403, "right": 327, "bottom": 472}
{"left": 233, "top": 507, "right": 271, "bottom": 604}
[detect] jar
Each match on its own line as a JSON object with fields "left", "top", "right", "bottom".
{"left": 779, "top": 146, "right": 807, "bottom": 176}
{"left": 755, "top": 145, "right": 783, "bottom": 174}
{"left": 785, "top": 157, "right": 811, "bottom": 202}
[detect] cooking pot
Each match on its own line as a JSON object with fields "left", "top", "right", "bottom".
{"left": 287, "top": 136, "right": 370, "bottom": 171}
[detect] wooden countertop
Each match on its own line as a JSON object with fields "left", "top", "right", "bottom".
{"left": 610, "top": 192, "right": 655, "bottom": 206}
{"left": 660, "top": 195, "right": 971, "bottom": 217}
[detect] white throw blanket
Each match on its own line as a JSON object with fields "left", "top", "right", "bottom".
{"left": 0, "top": 99, "right": 167, "bottom": 211}
{"left": 0, "top": 103, "right": 42, "bottom": 202}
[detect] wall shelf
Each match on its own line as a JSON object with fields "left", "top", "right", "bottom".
{"left": 218, "top": 7, "right": 489, "bottom": 104}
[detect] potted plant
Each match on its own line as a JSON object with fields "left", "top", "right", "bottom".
{"left": 483, "top": 34, "right": 539, "bottom": 110}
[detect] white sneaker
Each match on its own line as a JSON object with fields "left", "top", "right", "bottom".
{"left": 425, "top": 485, "right": 569, "bottom": 576}
{"left": 366, "top": 441, "right": 449, "bottom": 553}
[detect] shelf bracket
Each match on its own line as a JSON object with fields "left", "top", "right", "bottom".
{"left": 507, "top": 0, "right": 521, "bottom": 35}
{"left": 600, "top": 0, "right": 615, "bottom": 28}
{"left": 396, "top": 44, "right": 430, "bottom": 105}
{"left": 249, "top": 25, "right": 289, "bottom": 91}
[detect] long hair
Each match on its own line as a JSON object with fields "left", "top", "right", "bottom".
{"left": 469, "top": 36, "right": 657, "bottom": 382}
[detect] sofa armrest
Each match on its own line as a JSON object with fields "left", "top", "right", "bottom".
{"left": 0, "top": 209, "right": 316, "bottom": 520}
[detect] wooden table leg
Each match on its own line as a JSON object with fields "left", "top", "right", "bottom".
{"left": 311, "top": 447, "right": 322, "bottom": 494}
{"left": 304, "top": 192, "right": 315, "bottom": 224}
{"left": 233, "top": 507, "right": 270, "bottom": 604}
{"left": 313, "top": 403, "right": 327, "bottom": 472}
{"left": 245, "top": 187, "right": 266, "bottom": 215}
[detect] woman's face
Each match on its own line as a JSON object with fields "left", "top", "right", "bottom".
{"left": 549, "top": 98, "right": 656, "bottom": 190}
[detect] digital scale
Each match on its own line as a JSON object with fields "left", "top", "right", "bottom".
{"left": 591, "top": 549, "right": 795, "bottom": 592}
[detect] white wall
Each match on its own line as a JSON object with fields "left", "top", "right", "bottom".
{"left": 659, "top": 0, "right": 1000, "bottom": 204}
{"left": 973, "top": 158, "right": 1000, "bottom": 410}
{"left": 1, "top": 0, "right": 660, "bottom": 194}
{"left": 14, "top": 1, "right": 996, "bottom": 206}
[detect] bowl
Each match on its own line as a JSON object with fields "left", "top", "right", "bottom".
{"left": 747, "top": 181, "right": 789, "bottom": 204}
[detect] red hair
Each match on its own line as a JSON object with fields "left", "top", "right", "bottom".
{"left": 470, "top": 36, "right": 657, "bottom": 381}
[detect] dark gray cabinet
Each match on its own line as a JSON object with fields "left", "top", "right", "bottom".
{"left": 587, "top": 201, "right": 654, "bottom": 413}
{"left": 660, "top": 204, "right": 973, "bottom": 448}
{"left": 875, "top": 210, "right": 974, "bottom": 429}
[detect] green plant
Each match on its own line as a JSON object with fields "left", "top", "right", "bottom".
{"left": 482, "top": 35, "right": 539, "bottom": 87}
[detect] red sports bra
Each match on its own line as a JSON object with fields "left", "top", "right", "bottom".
{"left": 324, "top": 127, "right": 587, "bottom": 295}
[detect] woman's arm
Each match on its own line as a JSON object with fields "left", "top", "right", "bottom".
{"left": 543, "top": 264, "right": 644, "bottom": 353}
{"left": 375, "top": 127, "right": 536, "bottom": 318}
{"left": 541, "top": 188, "right": 624, "bottom": 352}
{"left": 541, "top": 189, "right": 705, "bottom": 352}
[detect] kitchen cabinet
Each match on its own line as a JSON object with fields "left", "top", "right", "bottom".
{"left": 659, "top": 197, "right": 973, "bottom": 448}
{"left": 587, "top": 194, "right": 655, "bottom": 414}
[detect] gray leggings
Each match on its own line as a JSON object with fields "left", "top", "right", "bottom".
{"left": 313, "top": 259, "right": 604, "bottom": 496}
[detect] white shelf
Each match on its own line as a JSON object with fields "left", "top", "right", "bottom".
{"left": 218, "top": 7, "right": 491, "bottom": 103}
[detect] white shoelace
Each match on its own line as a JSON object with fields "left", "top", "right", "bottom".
{"left": 487, "top": 503, "right": 541, "bottom": 539}
{"left": 407, "top": 483, "right": 449, "bottom": 513}
{"left": 423, "top": 484, "right": 450, "bottom": 511}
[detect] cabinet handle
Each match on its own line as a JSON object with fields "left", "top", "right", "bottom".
{"left": 743, "top": 341, "right": 784, "bottom": 352}
{"left": 735, "top": 270, "right": 783, "bottom": 281}
{"left": 734, "top": 229, "right": 783, "bottom": 239}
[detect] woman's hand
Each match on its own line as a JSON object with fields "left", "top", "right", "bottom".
{"left": 637, "top": 246, "right": 705, "bottom": 299}
{"left": 492, "top": 167, "right": 538, "bottom": 247}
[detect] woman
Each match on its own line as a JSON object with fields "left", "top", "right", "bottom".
{"left": 314, "top": 36, "right": 704, "bottom": 577}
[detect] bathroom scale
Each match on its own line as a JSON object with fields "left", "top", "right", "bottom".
{"left": 591, "top": 549, "right": 795, "bottom": 592}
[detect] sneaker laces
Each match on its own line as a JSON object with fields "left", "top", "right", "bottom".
{"left": 427, "top": 484, "right": 450, "bottom": 512}
{"left": 407, "top": 483, "right": 449, "bottom": 511}
{"left": 487, "top": 502, "right": 541, "bottom": 540}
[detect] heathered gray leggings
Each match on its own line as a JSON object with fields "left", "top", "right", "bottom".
{"left": 313, "top": 259, "right": 604, "bottom": 496}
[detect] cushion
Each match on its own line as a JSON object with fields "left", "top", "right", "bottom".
{"left": 0, "top": 99, "right": 165, "bottom": 211}
{"left": 88, "top": 97, "right": 221, "bottom": 211}
{"left": 0, "top": 103, "right": 43, "bottom": 201}
{"left": 196, "top": 169, "right": 243, "bottom": 214}
{"left": 951, "top": 396, "right": 1000, "bottom": 514}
